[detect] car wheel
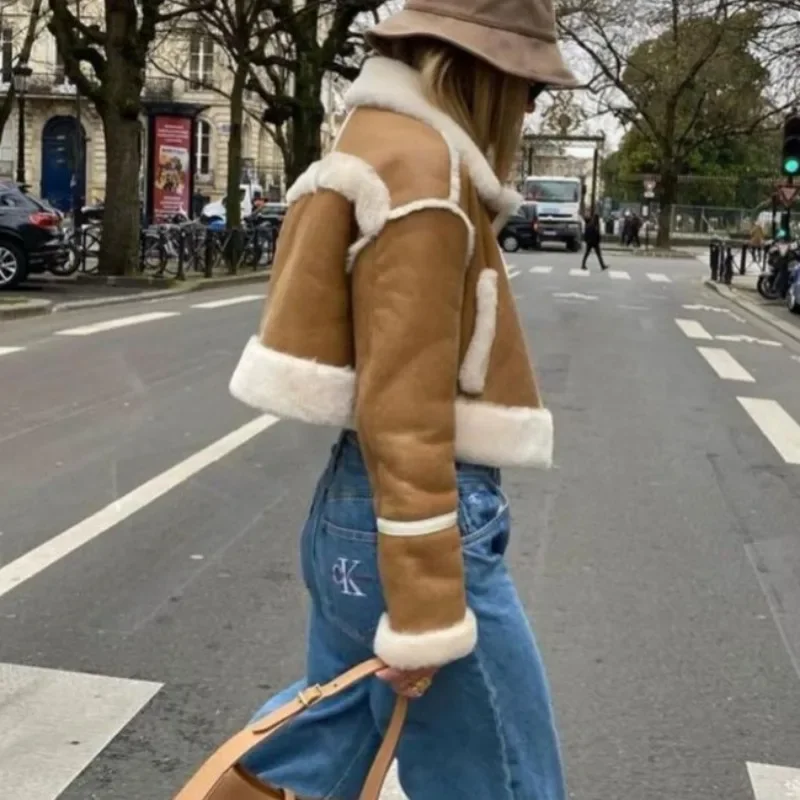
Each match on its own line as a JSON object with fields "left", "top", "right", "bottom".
{"left": 501, "top": 234, "right": 520, "bottom": 253}
{"left": 0, "top": 240, "right": 26, "bottom": 289}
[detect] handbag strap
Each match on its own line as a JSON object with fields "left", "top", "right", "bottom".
{"left": 174, "top": 658, "right": 408, "bottom": 800}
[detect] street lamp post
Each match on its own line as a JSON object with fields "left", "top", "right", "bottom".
{"left": 12, "top": 63, "right": 32, "bottom": 186}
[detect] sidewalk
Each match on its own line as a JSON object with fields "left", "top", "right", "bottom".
{"left": 704, "top": 271, "right": 800, "bottom": 345}
{"left": 1, "top": 268, "right": 270, "bottom": 320}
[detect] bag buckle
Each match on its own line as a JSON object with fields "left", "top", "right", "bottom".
{"left": 297, "top": 684, "right": 323, "bottom": 708}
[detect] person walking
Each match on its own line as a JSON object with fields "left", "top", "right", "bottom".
{"left": 749, "top": 220, "right": 765, "bottom": 268}
{"left": 581, "top": 212, "right": 607, "bottom": 271}
{"left": 226, "top": 1, "right": 577, "bottom": 797}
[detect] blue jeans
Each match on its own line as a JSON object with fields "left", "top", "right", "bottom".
{"left": 242, "top": 432, "right": 565, "bottom": 799}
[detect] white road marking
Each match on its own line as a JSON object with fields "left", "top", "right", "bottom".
{"left": 553, "top": 292, "right": 598, "bottom": 301}
{"left": 0, "top": 662, "right": 161, "bottom": 800}
{"left": 682, "top": 304, "right": 747, "bottom": 323}
{"left": 0, "top": 346, "right": 24, "bottom": 357}
{"left": 647, "top": 272, "right": 671, "bottom": 283}
{"left": 608, "top": 270, "right": 631, "bottom": 280}
{"left": 696, "top": 347, "right": 755, "bottom": 382}
{"left": 738, "top": 398, "right": 800, "bottom": 464}
{"left": 747, "top": 761, "right": 800, "bottom": 799}
{"left": 675, "top": 318, "right": 713, "bottom": 340}
{"left": 55, "top": 311, "right": 180, "bottom": 336}
{"left": 0, "top": 414, "right": 279, "bottom": 600}
{"left": 507, "top": 268, "right": 522, "bottom": 279}
{"left": 568, "top": 268, "right": 589, "bottom": 277}
{"left": 191, "top": 294, "right": 263, "bottom": 309}
{"left": 716, "top": 334, "right": 782, "bottom": 348}
{"left": 529, "top": 266, "right": 553, "bottom": 274}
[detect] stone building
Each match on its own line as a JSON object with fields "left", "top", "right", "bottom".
{"left": 0, "top": 0, "right": 297, "bottom": 210}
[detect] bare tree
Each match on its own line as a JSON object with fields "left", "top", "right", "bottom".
{"left": 558, "top": 0, "right": 788, "bottom": 246}
{"left": 48, "top": 0, "right": 200, "bottom": 275}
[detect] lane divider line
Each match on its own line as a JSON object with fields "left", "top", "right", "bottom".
{"left": 0, "top": 414, "right": 279, "bottom": 600}
{"left": 675, "top": 318, "right": 713, "bottom": 340}
{"left": 0, "top": 346, "right": 24, "bottom": 357}
{"left": 738, "top": 397, "right": 800, "bottom": 465}
{"left": 191, "top": 294, "right": 264, "bottom": 310}
{"left": 696, "top": 347, "right": 755, "bottom": 382}
{"left": 55, "top": 311, "right": 180, "bottom": 337}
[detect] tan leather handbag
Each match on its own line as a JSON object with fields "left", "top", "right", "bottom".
{"left": 174, "top": 658, "right": 408, "bottom": 800}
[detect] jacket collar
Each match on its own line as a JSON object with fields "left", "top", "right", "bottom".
{"left": 344, "top": 56, "right": 522, "bottom": 219}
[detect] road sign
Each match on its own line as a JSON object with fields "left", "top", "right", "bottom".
{"left": 777, "top": 184, "right": 799, "bottom": 207}
{"left": 643, "top": 179, "right": 656, "bottom": 198}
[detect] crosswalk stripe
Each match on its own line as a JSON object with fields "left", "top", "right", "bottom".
{"left": 0, "top": 414, "right": 279, "bottom": 600}
{"left": 738, "top": 398, "right": 800, "bottom": 464}
{"left": 507, "top": 268, "right": 521, "bottom": 279}
{"left": 55, "top": 311, "right": 180, "bottom": 336}
{"left": 568, "top": 268, "right": 589, "bottom": 277}
{"left": 696, "top": 347, "right": 755, "bottom": 382}
{"left": 675, "top": 318, "right": 713, "bottom": 340}
{"left": 529, "top": 266, "right": 553, "bottom": 274}
{"left": 191, "top": 294, "right": 264, "bottom": 309}
{"left": 0, "top": 662, "right": 161, "bottom": 799}
{"left": 647, "top": 273, "right": 671, "bottom": 283}
{"left": 608, "top": 270, "right": 631, "bottom": 280}
{"left": 747, "top": 761, "right": 800, "bottom": 799}
{"left": 0, "top": 346, "right": 24, "bottom": 357}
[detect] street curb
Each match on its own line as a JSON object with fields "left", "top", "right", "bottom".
{"left": 6, "top": 270, "right": 271, "bottom": 318}
{"left": 0, "top": 298, "right": 52, "bottom": 320}
{"left": 603, "top": 247, "right": 696, "bottom": 260}
{"left": 703, "top": 279, "right": 800, "bottom": 345}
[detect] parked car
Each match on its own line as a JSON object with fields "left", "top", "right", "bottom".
{"left": 498, "top": 202, "right": 539, "bottom": 253}
{"left": 0, "top": 184, "right": 68, "bottom": 289}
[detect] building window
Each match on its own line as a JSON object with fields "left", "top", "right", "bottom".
{"left": 1, "top": 28, "right": 13, "bottom": 84}
{"left": 196, "top": 119, "right": 211, "bottom": 178}
{"left": 188, "top": 32, "right": 214, "bottom": 90}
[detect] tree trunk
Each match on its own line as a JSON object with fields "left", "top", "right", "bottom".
{"left": 656, "top": 165, "right": 678, "bottom": 249}
{"left": 98, "top": 110, "right": 142, "bottom": 275}
{"left": 225, "top": 62, "right": 248, "bottom": 231}
{"left": 285, "top": 64, "right": 325, "bottom": 185}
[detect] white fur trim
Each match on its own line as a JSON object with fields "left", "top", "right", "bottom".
{"left": 459, "top": 270, "right": 498, "bottom": 395}
{"left": 387, "top": 199, "right": 476, "bottom": 263}
{"left": 229, "top": 336, "right": 354, "bottom": 427}
{"left": 346, "top": 57, "right": 522, "bottom": 215}
{"left": 377, "top": 511, "right": 457, "bottom": 537}
{"left": 455, "top": 399, "right": 554, "bottom": 468}
{"left": 286, "top": 152, "right": 391, "bottom": 240}
{"left": 374, "top": 609, "right": 478, "bottom": 669}
{"left": 493, "top": 189, "right": 523, "bottom": 234}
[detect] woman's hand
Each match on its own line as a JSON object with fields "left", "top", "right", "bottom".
{"left": 377, "top": 666, "right": 438, "bottom": 699}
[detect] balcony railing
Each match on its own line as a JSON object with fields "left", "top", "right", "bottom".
{"left": 0, "top": 71, "right": 175, "bottom": 101}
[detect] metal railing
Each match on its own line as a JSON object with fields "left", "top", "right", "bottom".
{"left": 0, "top": 72, "right": 175, "bottom": 100}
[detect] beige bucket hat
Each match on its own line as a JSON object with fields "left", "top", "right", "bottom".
{"left": 367, "top": 0, "right": 579, "bottom": 88}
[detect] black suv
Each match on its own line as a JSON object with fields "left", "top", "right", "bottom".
{"left": 0, "top": 184, "right": 68, "bottom": 289}
{"left": 498, "top": 202, "right": 538, "bottom": 253}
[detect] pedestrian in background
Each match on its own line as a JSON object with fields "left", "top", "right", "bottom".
{"left": 226, "top": 0, "right": 576, "bottom": 797}
{"left": 749, "top": 220, "right": 765, "bottom": 268}
{"left": 581, "top": 212, "right": 607, "bottom": 271}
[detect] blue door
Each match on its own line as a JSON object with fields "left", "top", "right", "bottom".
{"left": 41, "top": 116, "right": 86, "bottom": 212}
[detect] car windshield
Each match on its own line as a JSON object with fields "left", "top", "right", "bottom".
{"left": 525, "top": 180, "right": 579, "bottom": 203}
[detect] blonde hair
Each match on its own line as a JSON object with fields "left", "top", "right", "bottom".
{"left": 385, "top": 38, "right": 529, "bottom": 182}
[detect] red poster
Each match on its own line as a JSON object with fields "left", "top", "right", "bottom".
{"left": 152, "top": 116, "right": 191, "bottom": 222}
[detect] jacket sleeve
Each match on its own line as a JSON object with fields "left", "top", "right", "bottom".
{"left": 351, "top": 206, "right": 476, "bottom": 670}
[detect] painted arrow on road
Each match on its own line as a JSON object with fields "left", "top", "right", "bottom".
{"left": 747, "top": 762, "right": 800, "bottom": 799}
{"left": 683, "top": 304, "right": 747, "bottom": 323}
{"left": 716, "top": 334, "right": 783, "bottom": 347}
{"left": 553, "top": 292, "right": 598, "bottom": 301}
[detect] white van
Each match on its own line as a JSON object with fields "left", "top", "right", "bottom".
{"left": 200, "top": 184, "right": 264, "bottom": 223}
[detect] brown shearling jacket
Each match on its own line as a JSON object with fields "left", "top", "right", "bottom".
{"left": 230, "top": 56, "right": 553, "bottom": 670}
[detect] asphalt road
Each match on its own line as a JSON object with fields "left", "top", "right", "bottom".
{"left": 2, "top": 249, "right": 800, "bottom": 800}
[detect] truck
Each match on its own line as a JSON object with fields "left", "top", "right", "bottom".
{"left": 523, "top": 175, "right": 584, "bottom": 251}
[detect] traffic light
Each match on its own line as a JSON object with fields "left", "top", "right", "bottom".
{"left": 782, "top": 114, "right": 800, "bottom": 176}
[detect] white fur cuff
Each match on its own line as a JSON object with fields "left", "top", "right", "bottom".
{"left": 455, "top": 399, "right": 554, "bottom": 469}
{"left": 229, "top": 336, "right": 355, "bottom": 427}
{"left": 374, "top": 609, "right": 478, "bottom": 669}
